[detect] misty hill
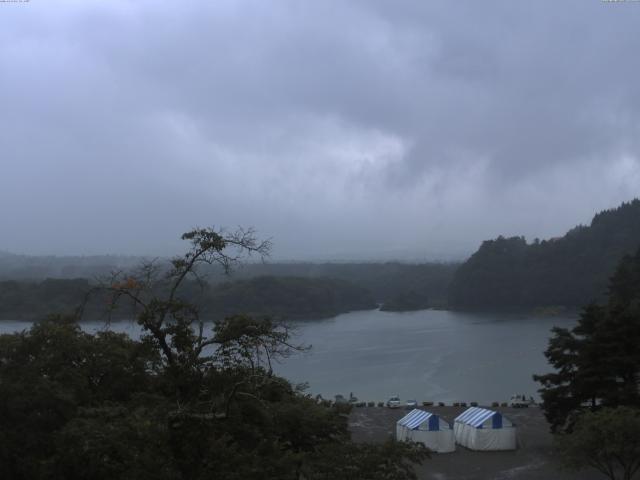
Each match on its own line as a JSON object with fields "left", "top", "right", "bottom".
{"left": 211, "top": 262, "right": 458, "bottom": 308}
{"left": 0, "top": 252, "right": 145, "bottom": 280}
{"left": 0, "top": 276, "right": 376, "bottom": 321}
{"left": 0, "top": 253, "right": 458, "bottom": 312}
{"left": 199, "top": 276, "right": 375, "bottom": 320}
{"left": 0, "top": 278, "right": 94, "bottom": 320}
{"left": 0, "top": 278, "right": 129, "bottom": 320}
{"left": 449, "top": 199, "right": 640, "bottom": 309}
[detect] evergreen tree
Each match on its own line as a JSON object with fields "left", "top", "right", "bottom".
{"left": 534, "top": 248, "right": 640, "bottom": 431}
{"left": 451, "top": 199, "right": 640, "bottom": 309}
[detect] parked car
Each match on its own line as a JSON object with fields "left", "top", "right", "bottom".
{"left": 386, "top": 395, "right": 401, "bottom": 408}
{"left": 509, "top": 394, "right": 534, "bottom": 408}
{"left": 405, "top": 399, "right": 418, "bottom": 409}
{"left": 334, "top": 394, "right": 347, "bottom": 404}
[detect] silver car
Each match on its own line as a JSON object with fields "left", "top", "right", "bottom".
{"left": 386, "top": 395, "right": 401, "bottom": 408}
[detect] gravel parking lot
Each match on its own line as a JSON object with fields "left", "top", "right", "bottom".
{"left": 348, "top": 406, "right": 603, "bottom": 480}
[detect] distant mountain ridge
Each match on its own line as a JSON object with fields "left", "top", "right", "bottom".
{"left": 449, "top": 199, "right": 640, "bottom": 309}
{"left": 0, "top": 249, "right": 457, "bottom": 309}
{"left": 199, "top": 276, "right": 376, "bottom": 320}
{"left": 0, "top": 275, "right": 376, "bottom": 321}
{"left": 0, "top": 252, "right": 146, "bottom": 280}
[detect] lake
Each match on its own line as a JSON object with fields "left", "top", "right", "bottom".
{"left": 0, "top": 308, "right": 577, "bottom": 405}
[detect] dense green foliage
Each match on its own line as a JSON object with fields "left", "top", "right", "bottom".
{"left": 201, "top": 276, "right": 375, "bottom": 319}
{"left": 534, "top": 247, "right": 640, "bottom": 431}
{"left": 0, "top": 317, "right": 427, "bottom": 480}
{"left": 0, "top": 278, "right": 91, "bottom": 319}
{"left": 0, "top": 252, "right": 458, "bottom": 313}
{"left": 0, "top": 263, "right": 456, "bottom": 320}
{"left": 214, "top": 262, "right": 457, "bottom": 308}
{"left": 555, "top": 407, "right": 640, "bottom": 480}
{"left": 450, "top": 199, "right": 640, "bottom": 308}
{"left": 0, "top": 275, "right": 375, "bottom": 321}
{"left": 0, "top": 228, "right": 429, "bottom": 479}
{"left": 0, "top": 317, "right": 163, "bottom": 479}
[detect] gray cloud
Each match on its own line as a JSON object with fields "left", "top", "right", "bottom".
{"left": 1, "top": 0, "right": 639, "bottom": 259}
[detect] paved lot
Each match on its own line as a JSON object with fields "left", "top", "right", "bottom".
{"left": 348, "top": 406, "right": 603, "bottom": 480}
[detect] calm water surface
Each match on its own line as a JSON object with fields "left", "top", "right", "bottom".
{"left": 277, "top": 309, "right": 577, "bottom": 404}
{"left": 1, "top": 309, "right": 577, "bottom": 404}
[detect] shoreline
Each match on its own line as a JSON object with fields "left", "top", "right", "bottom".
{"left": 0, "top": 304, "right": 584, "bottom": 323}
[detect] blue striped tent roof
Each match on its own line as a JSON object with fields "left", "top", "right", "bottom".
{"left": 454, "top": 407, "right": 504, "bottom": 429}
{"left": 397, "top": 409, "right": 440, "bottom": 431}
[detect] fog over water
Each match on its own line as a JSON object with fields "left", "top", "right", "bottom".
{"left": 1, "top": 309, "right": 577, "bottom": 404}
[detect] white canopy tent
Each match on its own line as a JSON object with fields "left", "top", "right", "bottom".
{"left": 396, "top": 409, "right": 455, "bottom": 453}
{"left": 454, "top": 407, "right": 516, "bottom": 451}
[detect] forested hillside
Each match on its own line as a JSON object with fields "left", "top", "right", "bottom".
{"left": 0, "top": 276, "right": 375, "bottom": 321}
{"left": 0, "top": 252, "right": 142, "bottom": 280}
{"left": 4, "top": 200, "right": 640, "bottom": 314}
{"left": 199, "top": 276, "right": 376, "bottom": 319}
{"left": 0, "top": 257, "right": 457, "bottom": 313}
{"left": 449, "top": 199, "right": 640, "bottom": 309}
{"left": 0, "top": 278, "right": 92, "bottom": 320}
{"left": 199, "top": 262, "right": 457, "bottom": 309}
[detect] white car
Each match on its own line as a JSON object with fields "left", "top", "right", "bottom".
{"left": 405, "top": 399, "right": 418, "bottom": 409}
{"left": 510, "top": 394, "right": 534, "bottom": 408}
{"left": 386, "top": 395, "right": 401, "bottom": 408}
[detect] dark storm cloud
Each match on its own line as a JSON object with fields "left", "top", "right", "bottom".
{"left": 1, "top": 0, "right": 639, "bottom": 259}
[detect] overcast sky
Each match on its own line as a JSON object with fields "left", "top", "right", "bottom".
{"left": 1, "top": 0, "right": 639, "bottom": 260}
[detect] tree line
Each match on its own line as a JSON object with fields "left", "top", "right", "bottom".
{"left": 450, "top": 199, "right": 640, "bottom": 309}
{"left": 4, "top": 199, "right": 640, "bottom": 315}
{"left": 0, "top": 275, "right": 376, "bottom": 321}
{"left": 0, "top": 263, "right": 457, "bottom": 320}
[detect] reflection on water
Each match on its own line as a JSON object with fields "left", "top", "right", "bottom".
{"left": 0, "top": 308, "right": 577, "bottom": 404}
